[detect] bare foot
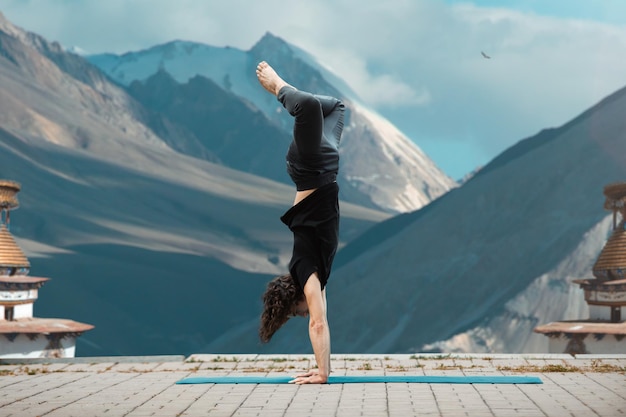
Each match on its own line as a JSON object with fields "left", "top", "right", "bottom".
{"left": 256, "top": 61, "right": 290, "bottom": 96}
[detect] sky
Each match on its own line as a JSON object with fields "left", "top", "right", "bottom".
{"left": 1, "top": 0, "right": 626, "bottom": 180}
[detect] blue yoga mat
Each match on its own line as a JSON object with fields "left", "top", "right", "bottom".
{"left": 176, "top": 375, "right": 542, "bottom": 385}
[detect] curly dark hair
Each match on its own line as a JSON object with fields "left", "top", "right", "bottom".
{"left": 259, "top": 274, "right": 304, "bottom": 343}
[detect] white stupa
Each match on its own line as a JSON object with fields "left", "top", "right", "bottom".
{"left": 535, "top": 182, "right": 626, "bottom": 354}
{"left": 0, "top": 180, "right": 93, "bottom": 358}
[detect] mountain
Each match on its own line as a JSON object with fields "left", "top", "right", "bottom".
{"left": 126, "top": 69, "right": 291, "bottom": 184}
{"left": 0, "top": 13, "right": 388, "bottom": 356}
{"left": 87, "top": 33, "right": 457, "bottom": 213}
{"left": 4, "top": 11, "right": 623, "bottom": 357}
{"left": 206, "top": 82, "right": 626, "bottom": 354}
{"left": 327, "top": 83, "right": 626, "bottom": 353}
{"left": 421, "top": 216, "right": 611, "bottom": 353}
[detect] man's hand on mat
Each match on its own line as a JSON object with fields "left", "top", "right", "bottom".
{"left": 289, "top": 370, "right": 327, "bottom": 384}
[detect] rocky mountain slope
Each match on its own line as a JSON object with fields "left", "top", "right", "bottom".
{"left": 325, "top": 83, "right": 626, "bottom": 354}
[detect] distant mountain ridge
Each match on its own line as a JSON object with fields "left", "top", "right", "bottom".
{"left": 127, "top": 69, "right": 291, "bottom": 184}
{"left": 87, "top": 33, "right": 457, "bottom": 213}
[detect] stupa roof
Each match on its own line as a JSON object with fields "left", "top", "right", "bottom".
{"left": 0, "top": 224, "right": 30, "bottom": 269}
{"left": 572, "top": 278, "right": 626, "bottom": 289}
{"left": 0, "top": 275, "right": 49, "bottom": 290}
{"left": 0, "top": 180, "right": 20, "bottom": 210}
{"left": 603, "top": 182, "right": 626, "bottom": 211}
{"left": 534, "top": 320, "right": 626, "bottom": 336}
{"left": 0, "top": 318, "right": 94, "bottom": 335}
{"left": 592, "top": 220, "right": 626, "bottom": 279}
{"left": 0, "top": 275, "right": 48, "bottom": 283}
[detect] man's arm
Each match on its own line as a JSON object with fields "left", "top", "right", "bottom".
{"left": 290, "top": 273, "right": 330, "bottom": 384}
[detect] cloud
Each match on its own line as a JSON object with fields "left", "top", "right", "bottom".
{"left": 2, "top": 0, "right": 268, "bottom": 53}
{"left": 363, "top": 75, "right": 432, "bottom": 108}
{"left": 261, "top": 1, "right": 626, "bottom": 174}
{"left": 305, "top": 2, "right": 626, "bottom": 175}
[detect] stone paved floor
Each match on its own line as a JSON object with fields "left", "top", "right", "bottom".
{"left": 0, "top": 354, "right": 624, "bottom": 417}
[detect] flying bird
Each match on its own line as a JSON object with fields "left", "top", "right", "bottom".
{"left": 481, "top": 51, "right": 491, "bottom": 59}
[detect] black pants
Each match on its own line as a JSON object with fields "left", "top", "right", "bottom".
{"left": 277, "top": 86, "right": 343, "bottom": 155}
{"left": 277, "top": 86, "right": 344, "bottom": 191}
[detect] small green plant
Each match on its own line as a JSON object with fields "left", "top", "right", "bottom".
{"left": 411, "top": 354, "right": 452, "bottom": 360}
{"left": 497, "top": 363, "right": 582, "bottom": 373}
{"left": 385, "top": 365, "right": 407, "bottom": 372}
{"left": 211, "top": 356, "right": 239, "bottom": 363}
{"left": 358, "top": 362, "right": 373, "bottom": 371}
{"left": 435, "top": 363, "right": 458, "bottom": 370}
{"left": 432, "top": 354, "right": 451, "bottom": 360}
{"left": 542, "top": 364, "right": 579, "bottom": 373}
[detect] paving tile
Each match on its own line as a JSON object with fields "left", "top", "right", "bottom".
{"left": 575, "top": 354, "right": 626, "bottom": 359}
